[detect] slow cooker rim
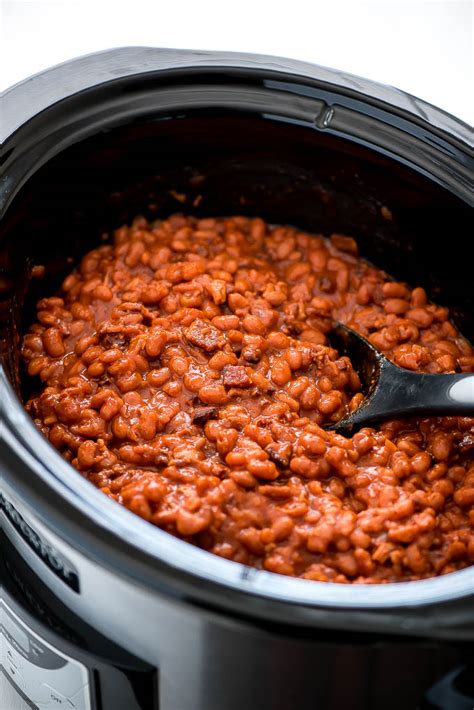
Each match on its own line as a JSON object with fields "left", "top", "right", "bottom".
{"left": 1, "top": 47, "right": 474, "bottom": 621}
{"left": 1, "top": 47, "right": 473, "bottom": 222}
{"left": 2, "top": 46, "right": 473, "bottom": 146}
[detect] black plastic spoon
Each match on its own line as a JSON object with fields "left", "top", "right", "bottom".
{"left": 328, "top": 322, "right": 474, "bottom": 432}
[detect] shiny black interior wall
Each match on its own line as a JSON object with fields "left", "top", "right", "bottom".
{"left": 0, "top": 114, "right": 472, "bottom": 397}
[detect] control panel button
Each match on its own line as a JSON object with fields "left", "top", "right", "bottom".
{"left": 7, "top": 647, "right": 17, "bottom": 665}
{"left": 68, "top": 683, "right": 91, "bottom": 710}
{"left": 37, "top": 684, "right": 72, "bottom": 708}
{"left": 5, "top": 662, "right": 25, "bottom": 690}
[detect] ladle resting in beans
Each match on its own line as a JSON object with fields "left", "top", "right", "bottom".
{"left": 23, "top": 215, "right": 474, "bottom": 583}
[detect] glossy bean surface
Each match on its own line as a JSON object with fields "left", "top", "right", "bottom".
{"left": 22, "top": 215, "right": 474, "bottom": 583}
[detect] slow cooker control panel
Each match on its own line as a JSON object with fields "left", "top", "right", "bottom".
{"left": 1, "top": 599, "right": 91, "bottom": 709}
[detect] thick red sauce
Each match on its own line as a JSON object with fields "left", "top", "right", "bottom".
{"left": 22, "top": 215, "right": 474, "bottom": 583}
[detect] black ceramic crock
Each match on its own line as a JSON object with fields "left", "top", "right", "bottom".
{"left": 1, "top": 48, "right": 473, "bottom": 710}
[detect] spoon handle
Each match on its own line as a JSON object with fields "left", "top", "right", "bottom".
{"left": 339, "top": 367, "right": 474, "bottom": 431}
{"left": 368, "top": 366, "right": 474, "bottom": 421}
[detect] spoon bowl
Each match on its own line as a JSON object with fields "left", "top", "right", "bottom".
{"left": 328, "top": 322, "right": 474, "bottom": 433}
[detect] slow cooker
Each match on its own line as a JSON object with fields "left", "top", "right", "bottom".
{"left": 1, "top": 48, "right": 473, "bottom": 710}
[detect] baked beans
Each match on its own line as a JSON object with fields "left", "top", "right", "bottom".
{"left": 22, "top": 215, "right": 474, "bottom": 583}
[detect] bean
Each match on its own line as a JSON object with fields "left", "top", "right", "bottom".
{"left": 317, "top": 391, "right": 342, "bottom": 415}
{"left": 75, "top": 335, "right": 98, "bottom": 355}
{"left": 93, "top": 284, "right": 113, "bottom": 301}
{"left": 169, "top": 356, "right": 189, "bottom": 377}
{"left": 411, "top": 287, "right": 427, "bottom": 307}
{"left": 289, "top": 456, "right": 320, "bottom": 478}
{"left": 77, "top": 440, "right": 97, "bottom": 469}
{"left": 410, "top": 451, "right": 432, "bottom": 474}
{"left": 406, "top": 308, "right": 434, "bottom": 328}
{"left": 212, "top": 315, "right": 240, "bottom": 330}
{"left": 208, "top": 351, "right": 238, "bottom": 370}
{"left": 116, "top": 372, "right": 142, "bottom": 393}
{"left": 242, "top": 315, "right": 266, "bottom": 335}
{"left": 382, "top": 282, "right": 409, "bottom": 299}
{"left": 246, "top": 459, "right": 279, "bottom": 481}
{"left": 176, "top": 508, "right": 212, "bottom": 536}
{"left": 453, "top": 487, "right": 474, "bottom": 507}
{"left": 271, "top": 358, "right": 292, "bottom": 386}
{"left": 62, "top": 274, "right": 80, "bottom": 292}
{"left": 198, "top": 384, "right": 229, "bottom": 405}
{"left": 300, "top": 432, "right": 326, "bottom": 455}
{"left": 383, "top": 298, "right": 409, "bottom": 315}
{"left": 43, "top": 327, "right": 65, "bottom": 357}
